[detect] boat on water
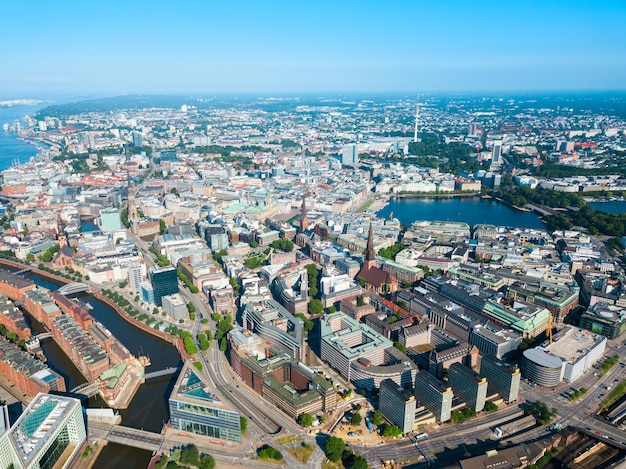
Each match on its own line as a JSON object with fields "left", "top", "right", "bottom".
{"left": 2, "top": 122, "right": 8, "bottom": 132}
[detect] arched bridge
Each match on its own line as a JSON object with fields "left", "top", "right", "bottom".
{"left": 58, "top": 282, "right": 90, "bottom": 295}
{"left": 35, "top": 332, "right": 53, "bottom": 340}
{"left": 70, "top": 381, "right": 101, "bottom": 398}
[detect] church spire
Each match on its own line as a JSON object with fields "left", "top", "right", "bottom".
{"left": 365, "top": 221, "right": 376, "bottom": 265}
{"left": 300, "top": 193, "right": 309, "bottom": 232}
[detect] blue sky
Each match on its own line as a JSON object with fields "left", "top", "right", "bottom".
{"left": 2, "top": 0, "right": 625, "bottom": 95}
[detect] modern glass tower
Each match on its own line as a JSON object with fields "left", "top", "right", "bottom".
{"left": 149, "top": 266, "right": 179, "bottom": 307}
{"left": 168, "top": 361, "right": 242, "bottom": 443}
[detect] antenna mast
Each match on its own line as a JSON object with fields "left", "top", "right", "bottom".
{"left": 413, "top": 94, "right": 420, "bottom": 142}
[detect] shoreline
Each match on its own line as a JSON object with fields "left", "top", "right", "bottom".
{"left": 390, "top": 191, "right": 480, "bottom": 199}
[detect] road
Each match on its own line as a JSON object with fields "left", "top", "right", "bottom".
{"left": 354, "top": 404, "right": 525, "bottom": 467}
{"left": 124, "top": 217, "right": 626, "bottom": 469}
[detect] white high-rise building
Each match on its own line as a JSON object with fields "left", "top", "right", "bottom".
{"left": 342, "top": 144, "right": 358, "bottom": 166}
{"left": 127, "top": 261, "right": 145, "bottom": 294}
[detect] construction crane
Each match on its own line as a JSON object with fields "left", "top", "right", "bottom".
{"left": 547, "top": 313, "right": 553, "bottom": 344}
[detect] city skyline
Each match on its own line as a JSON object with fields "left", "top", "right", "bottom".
{"left": 2, "top": 0, "right": 626, "bottom": 96}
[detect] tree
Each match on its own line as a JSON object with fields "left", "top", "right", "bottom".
{"left": 26, "top": 253, "right": 35, "bottom": 262}
{"left": 348, "top": 455, "right": 369, "bottom": 469}
{"left": 382, "top": 425, "right": 402, "bottom": 437}
{"left": 159, "top": 218, "right": 168, "bottom": 235}
{"left": 271, "top": 239, "right": 294, "bottom": 252}
{"left": 525, "top": 401, "right": 556, "bottom": 425}
{"left": 40, "top": 244, "right": 60, "bottom": 262}
{"left": 357, "top": 295, "right": 366, "bottom": 307}
{"left": 250, "top": 240, "right": 258, "bottom": 248}
{"left": 120, "top": 207, "right": 130, "bottom": 228}
{"left": 298, "top": 413, "right": 314, "bottom": 427}
{"left": 309, "top": 299, "right": 323, "bottom": 315}
{"left": 213, "top": 249, "right": 228, "bottom": 264}
{"left": 240, "top": 416, "right": 248, "bottom": 434}
{"left": 296, "top": 313, "right": 314, "bottom": 332}
{"left": 325, "top": 436, "right": 345, "bottom": 462}
{"left": 180, "top": 444, "right": 200, "bottom": 466}
{"left": 199, "top": 455, "right": 216, "bottom": 469}
{"left": 170, "top": 187, "right": 178, "bottom": 195}
{"left": 393, "top": 341, "right": 407, "bottom": 353}
{"left": 484, "top": 401, "right": 498, "bottom": 413}
{"left": 257, "top": 445, "right": 283, "bottom": 461}
{"left": 371, "top": 411, "right": 384, "bottom": 426}
{"left": 350, "top": 413, "right": 362, "bottom": 426}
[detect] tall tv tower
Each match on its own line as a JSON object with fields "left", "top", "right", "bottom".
{"left": 413, "top": 94, "right": 420, "bottom": 142}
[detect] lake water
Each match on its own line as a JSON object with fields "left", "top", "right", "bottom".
{"left": 589, "top": 200, "right": 626, "bottom": 215}
{"left": 377, "top": 196, "right": 546, "bottom": 229}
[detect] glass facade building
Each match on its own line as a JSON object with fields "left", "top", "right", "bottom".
{"left": 2, "top": 393, "right": 85, "bottom": 469}
{"left": 149, "top": 266, "right": 179, "bottom": 307}
{"left": 168, "top": 361, "right": 241, "bottom": 443}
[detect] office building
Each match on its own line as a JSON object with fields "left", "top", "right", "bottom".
{"left": 320, "top": 312, "right": 417, "bottom": 390}
{"left": 149, "top": 266, "right": 179, "bottom": 307}
{"left": 160, "top": 149, "right": 177, "bottom": 161}
{"left": 132, "top": 131, "right": 143, "bottom": 148}
{"left": 448, "top": 363, "right": 488, "bottom": 412}
{"left": 140, "top": 281, "right": 155, "bottom": 305}
{"left": 169, "top": 361, "right": 241, "bottom": 443}
{"left": 127, "top": 262, "right": 144, "bottom": 294}
{"left": 98, "top": 208, "right": 122, "bottom": 233}
{"left": 241, "top": 298, "right": 305, "bottom": 361}
{"left": 379, "top": 379, "right": 416, "bottom": 435}
{"left": 4, "top": 393, "right": 86, "bottom": 469}
{"left": 342, "top": 144, "right": 358, "bottom": 166}
{"left": 236, "top": 349, "right": 336, "bottom": 419}
{"left": 162, "top": 293, "right": 187, "bottom": 321}
{"left": 491, "top": 140, "right": 502, "bottom": 166}
{"left": 521, "top": 348, "right": 563, "bottom": 387}
{"left": 522, "top": 325, "right": 606, "bottom": 385}
{"left": 413, "top": 370, "right": 453, "bottom": 423}
{"left": 579, "top": 303, "right": 626, "bottom": 339}
{"left": 469, "top": 324, "right": 522, "bottom": 359}
{"left": 480, "top": 299, "right": 550, "bottom": 338}
{"left": 479, "top": 355, "right": 520, "bottom": 404}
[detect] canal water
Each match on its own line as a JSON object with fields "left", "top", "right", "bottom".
{"left": 12, "top": 270, "right": 182, "bottom": 468}
{"left": 377, "top": 196, "right": 546, "bottom": 229}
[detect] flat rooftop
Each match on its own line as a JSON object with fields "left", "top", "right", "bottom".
{"left": 170, "top": 360, "right": 235, "bottom": 412}
{"left": 543, "top": 325, "right": 606, "bottom": 364}
{"left": 8, "top": 393, "right": 80, "bottom": 467}
{"left": 321, "top": 312, "right": 392, "bottom": 360}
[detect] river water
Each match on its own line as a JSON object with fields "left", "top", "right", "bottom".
{"left": 377, "top": 196, "right": 546, "bottom": 229}
{"left": 0, "top": 105, "right": 43, "bottom": 170}
{"left": 13, "top": 270, "right": 182, "bottom": 468}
